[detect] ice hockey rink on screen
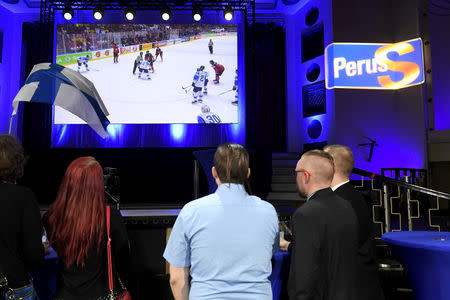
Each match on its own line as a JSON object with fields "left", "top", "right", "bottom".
{"left": 54, "top": 34, "right": 238, "bottom": 124}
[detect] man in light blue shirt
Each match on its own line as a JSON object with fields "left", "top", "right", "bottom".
{"left": 163, "top": 143, "right": 279, "bottom": 300}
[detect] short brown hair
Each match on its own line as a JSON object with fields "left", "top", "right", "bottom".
{"left": 324, "top": 145, "right": 354, "bottom": 178}
{"left": 214, "top": 143, "right": 250, "bottom": 192}
{"left": 0, "top": 135, "right": 25, "bottom": 182}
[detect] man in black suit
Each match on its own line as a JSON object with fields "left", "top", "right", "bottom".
{"left": 288, "top": 150, "right": 358, "bottom": 300}
{"left": 324, "top": 145, "right": 384, "bottom": 300}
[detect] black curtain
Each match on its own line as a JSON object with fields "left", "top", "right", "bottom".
{"left": 20, "top": 22, "right": 53, "bottom": 150}
{"left": 246, "top": 22, "right": 286, "bottom": 151}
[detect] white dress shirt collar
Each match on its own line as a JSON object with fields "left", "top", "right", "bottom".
{"left": 331, "top": 180, "right": 350, "bottom": 191}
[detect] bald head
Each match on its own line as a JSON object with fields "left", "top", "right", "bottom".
{"left": 324, "top": 145, "right": 354, "bottom": 179}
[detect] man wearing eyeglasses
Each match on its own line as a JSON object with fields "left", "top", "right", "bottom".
{"left": 287, "top": 150, "right": 358, "bottom": 300}
{"left": 324, "top": 145, "right": 384, "bottom": 300}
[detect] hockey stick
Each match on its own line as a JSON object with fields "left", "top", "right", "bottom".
{"left": 219, "top": 89, "right": 234, "bottom": 95}
{"left": 182, "top": 85, "right": 193, "bottom": 93}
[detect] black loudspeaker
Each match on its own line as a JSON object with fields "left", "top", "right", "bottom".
{"left": 302, "top": 81, "right": 326, "bottom": 118}
{"left": 127, "top": 224, "right": 174, "bottom": 300}
{"left": 128, "top": 226, "right": 167, "bottom": 274}
{"left": 301, "top": 22, "right": 324, "bottom": 63}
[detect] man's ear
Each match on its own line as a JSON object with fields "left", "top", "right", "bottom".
{"left": 305, "top": 172, "right": 311, "bottom": 184}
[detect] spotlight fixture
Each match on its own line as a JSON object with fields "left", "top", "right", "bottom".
{"left": 93, "top": 6, "right": 104, "bottom": 20}
{"left": 124, "top": 7, "right": 136, "bottom": 21}
{"left": 63, "top": 7, "right": 74, "bottom": 20}
{"left": 223, "top": 6, "right": 233, "bottom": 21}
{"left": 160, "top": 6, "right": 172, "bottom": 21}
{"left": 192, "top": 7, "right": 202, "bottom": 22}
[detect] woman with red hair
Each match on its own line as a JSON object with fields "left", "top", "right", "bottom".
{"left": 45, "top": 157, "right": 129, "bottom": 300}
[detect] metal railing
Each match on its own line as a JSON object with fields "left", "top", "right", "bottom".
{"left": 381, "top": 168, "right": 427, "bottom": 187}
{"left": 352, "top": 168, "right": 450, "bottom": 238}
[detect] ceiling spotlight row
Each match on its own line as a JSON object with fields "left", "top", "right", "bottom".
{"left": 62, "top": 6, "right": 234, "bottom": 22}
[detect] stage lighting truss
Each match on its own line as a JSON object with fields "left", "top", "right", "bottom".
{"left": 41, "top": 0, "right": 255, "bottom": 25}
{"left": 63, "top": 6, "right": 73, "bottom": 20}
{"left": 160, "top": 6, "right": 172, "bottom": 21}
{"left": 124, "top": 7, "right": 136, "bottom": 21}
{"left": 93, "top": 6, "right": 104, "bottom": 20}
{"left": 223, "top": 6, "right": 234, "bottom": 21}
{"left": 192, "top": 6, "right": 202, "bottom": 22}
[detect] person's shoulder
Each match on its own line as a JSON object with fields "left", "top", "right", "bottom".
{"left": 347, "top": 183, "right": 366, "bottom": 200}
{"left": 181, "top": 193, "right": 219, "bottom": 215}
{"left": 1, "top": 184, "right": 36, "bottom": 202}
{"left": 330, "top": 192, "right": 359, "bottom": 218}
{"left": 293, "top": 199, "right": 324, "bottom": 218}
{"left": 247, "top": 195, "right": 277, "bottom": 213}
{"left": 335, "top": 183, "right": 365, "bottom": 203}
{"left": 336, "top": 182, "right": 360, "bottom": 195}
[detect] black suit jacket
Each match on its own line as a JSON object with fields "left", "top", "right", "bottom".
{"left": 334, "top": 182, "right": 384, "bottom": 300}
{"left": 288, "top": 188, "right": 358, "bottom": 300}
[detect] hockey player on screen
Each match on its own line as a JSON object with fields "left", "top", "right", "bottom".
{"left": 232, "top": 69, "right": 238, "bottom": 105}
{"left": 144, "top": 51, "right": 155, "bottom": 73}
{"left": 113, "top": 43, "right": 119, "bottom": 63}
{"left": 77, "top": 55, "right": 90, "bottom": 72}
{"left": 208, "top": 39, "right": 214, "bottom": 54}
{"left": 203, "top": 69, "right": 209, "bottom": 96}
{"left": 191, "top": 66, "right": 208, "bottom": 104}
{"left": 155, "top": 47, "right": 163, "bottom": 62}
{"left": 133, "top": 52, "right": 143, "bottom": 75}
{"left": 197, "top": 105, "right": 221, "bottom": 124}
{"left": 210, "top": 60, "right": 225, "bottom": 84}
{"left": 138, "top": 59, "right": 151, "bottom": 80}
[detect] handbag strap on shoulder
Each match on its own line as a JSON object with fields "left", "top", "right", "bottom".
{"left": 106, "top": 206, "right": 114, "bottom": 296}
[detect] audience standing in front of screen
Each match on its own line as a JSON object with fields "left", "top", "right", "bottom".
{"left": 164, "top": 143, "right": 279, "bottom": 300}
{"left": 0, "top": 134, "right": 45, "bottom": 300}
{"left": 324, "top": 145, "right": 384, "bottom": 300}
{"left": 44, "top": 157, "right": 130, "bottom": 300}
{"left": 287, "top": 150, "right": 358, "bottom": 300}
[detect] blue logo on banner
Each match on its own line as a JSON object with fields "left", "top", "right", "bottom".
{"left": 325, "top": 38, "right": 424, "bottom": 90}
